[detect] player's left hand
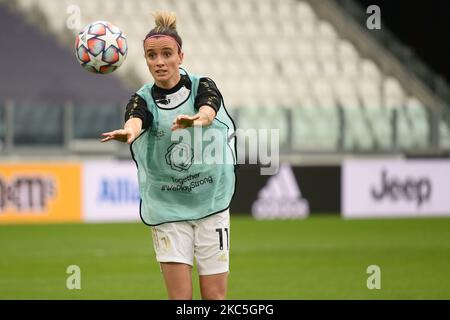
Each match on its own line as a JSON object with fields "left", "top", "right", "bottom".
{"left": 171, "top": 114, "right": 200, "bottom": 131}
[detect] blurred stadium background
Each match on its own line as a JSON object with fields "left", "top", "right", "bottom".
{"left": 0, "top": 0, "right": 449, "bottom": 299}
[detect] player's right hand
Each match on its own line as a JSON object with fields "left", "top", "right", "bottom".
{"left": 100, "top": 128, "right": 136, "bottom": 144}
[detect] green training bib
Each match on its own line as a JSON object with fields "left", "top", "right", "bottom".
{"left": 131, "top": 70, "right": 236, "bottom": 225}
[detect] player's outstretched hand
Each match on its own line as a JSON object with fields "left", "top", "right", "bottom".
{"left": 100, "top": 128, "right": 136, "bottom": 144}
{"left": 171, "top": 114, "right": 200, "bottom": 131}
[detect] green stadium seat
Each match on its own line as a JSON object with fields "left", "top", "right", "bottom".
{"left": 396, "top": 106, "right": 415, "bottom": 149}
{"left": 363, "top": 105, "right": 393, "bottom": 150}
{"left": 73, "top": 104, "right": 122, "bottom": 140}
{"left": 236, "top": 105, "right": 289, "bottom": 152}
{"left": 439, "top": 120, "right": 450, "bottom": 149}
{"left": 13, "top": 102, "right": 64, "bottom": 145}
{"left": 406, "top": 98, "right": 430, "bottom": 148}
{"left": 342, "top": 105, "right": 374, "bottom": 150}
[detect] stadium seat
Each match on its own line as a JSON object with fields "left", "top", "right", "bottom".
{"left": 290, "top": 101, "right": 319, "bottom": 151}
{"left": 317, "top": 20, "right": 338, "bottom": 41}
{"left": 396, "top": 109, "right": 415, "bottom": 149}
{"left": 340, "top": 98, "right": 374, "bottom": 150}
{"left": 302, "top": 60, "right": 321, "bottom": 78}
{"left": 338, "top": 39, "right": 359, "bottom": 61}
{"left": 358, "top": 78, "right": 392, "bottom": 150}
{"left": 405, "top": 97, "right": 430, "bottom": 148}
{"left": 235, "top": 0, "right": 254, "bottom": 18}
{"left": 321, "top": 60, "right": 340, "bottom": 80}
{"left": 299, "top": 18, "right": 317, "bottom": 39}
{"left": 235, "top": 105, "right": 289, "bottom": 152}
{"left": 73, "top": 103, "right": 122, "bottom": 139}
{"left": 279, "top": 18, "right": 298, "bottom": 39}
{"left": 13, "top": 102, "right": 64, "bottom": 145}
{"left": 361, "top": 59, "right": 382, "bottom": 83}
{"left": 194, "top": 0, "right": 216, "bottom": 17}
{"left": 295, "top": 1, "right": 317, "bottom": 21}
{"left": 295, "top": 39, "right": 315, "bottom": 62}
{"left": 312, "top": 78, "right": 336, "bottom": 108}
{"left": 315, "top": 38, "right": 337, "bottom": 61}
{"left": 275, "top": 0, "right": 295, "bottom": 19}
{"left": 290, "top": 89, "right": 339, "bottom": 151}
{"left": 383, "top": 76, "right": 405, "bottom": 109}
{"left": 439, "top": 120, "right": 450, "bottom": 149}
{"left": 216, "top": 0, "right": 235, "bottom": 19}
{"left": 340, "top": 60, "right": 360, "bottom": 80}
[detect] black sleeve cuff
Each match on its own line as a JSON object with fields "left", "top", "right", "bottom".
{"left": 194, "top": 78, "right": 222, "bottom": 114}
{"left": 124, "top": 94, "right": 153, "bottom": 129}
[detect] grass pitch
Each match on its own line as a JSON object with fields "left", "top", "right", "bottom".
{"left": 0, "top": 215, "right": 449, "bottom": 299}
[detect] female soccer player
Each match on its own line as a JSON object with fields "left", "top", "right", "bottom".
{"left": 101, "top": 11, "right": 236, "bottom": 300}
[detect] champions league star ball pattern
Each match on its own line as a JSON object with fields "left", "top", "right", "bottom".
{"left": 75, "top": 21, "right": 127, "bottom": 74}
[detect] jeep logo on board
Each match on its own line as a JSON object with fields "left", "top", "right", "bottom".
{"left": 371, "top": 170, "right": 432, "bottom": 207}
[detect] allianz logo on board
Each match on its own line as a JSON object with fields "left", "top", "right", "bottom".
{"left": 97, "top": 177, "right": 140, "bottom": 204}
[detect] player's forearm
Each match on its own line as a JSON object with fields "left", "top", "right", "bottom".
{"left": 193, "top": 106, "right": 216, "bottom": 127}
{"left": 124, "top": 117, "right": 143, "bottom": 136}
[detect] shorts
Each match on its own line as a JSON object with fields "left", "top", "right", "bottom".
{"left": 150, "top": 209, "right": 230, "bottom": 276}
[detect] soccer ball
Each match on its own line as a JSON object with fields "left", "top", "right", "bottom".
{"left": 75, "top": 21, "right": 127, "bottom": 74}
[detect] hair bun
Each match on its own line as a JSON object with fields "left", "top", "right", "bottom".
{"left": 153, "top": 11, "right": 177, "bottom": 31}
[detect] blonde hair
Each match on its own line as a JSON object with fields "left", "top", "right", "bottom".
{"left": 152, "top": 11, "right": 177, "bottom": 32}
{"left": 144, "top": 11, "right": 182, "bottom": 51}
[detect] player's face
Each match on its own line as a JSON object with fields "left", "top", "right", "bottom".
{"left": 144, "top": 36, "right": 184, "bottom": 89}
